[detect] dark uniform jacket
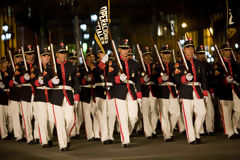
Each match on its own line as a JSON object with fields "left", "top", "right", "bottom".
{"left": 47, "top": 60, "right": 79, "bottom": 106}
{"left": 108, "top": 56, "right": 142, "bottom": 100}
{"left": 139, "top": 63, "right": 158, "bottom": 98}
{"left": 0, "top": 67, "right": 11, "bottom": 105}
{"left": 157, "top": 62, "right": 178, "bottom": 99}
{"left": 214, "top": 58, "right": 240, "bottom": 100}
{"left": 174, "top": 57, "right": 208, "bottom": 99}
{"left": 9, "top": 63, "right": 22, "bottom": 102}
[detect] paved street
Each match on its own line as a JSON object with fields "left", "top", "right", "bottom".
{"left": 0, "top": 131, "right": 240, "bottom": 160}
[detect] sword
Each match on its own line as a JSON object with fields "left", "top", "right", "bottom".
{"left": 177, "top": 41, "right": 189, "bottom": 72}
{"left": 21, "top": 46, "right": 28, "bottom": 72}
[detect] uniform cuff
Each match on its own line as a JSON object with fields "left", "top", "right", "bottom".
{"left": 203, "top": 90, "right": 208, "bottom": 97}
{"left": 137, "top": 92, "right": 142, "bottom": 99}
{"left": 158, "top": 77, "right": 163, "bottom": 84}
{"left": 74, "top": 94, "right": 80, "bottom": 101}
{"left": 140, "top": 77, "right": 144, "bottom": 84}
{"left": 98, "top": 61, "right": 106, "bottom": 70}
{"left": 34, "top": 79, "right": 41, "bottom": 87}
{"left": 181, "top": 75, "right": 187, "bottom": 84}
{"left": 82, "top": 78, "right": 86, "bottom": 85}
{"left": 9, "top": 80, "right": 13, "bottom": 87}
{"left": 48, "top": 79, "right": 54, "bottom": 88}
{"left": 20, "top": 76, "right": 26, "bottom": 84}
{"left": 209, "top": 88, "right": 214, "bottom": 94}
{"left": 115, "top": 75, "right": 121, "bottom": 84}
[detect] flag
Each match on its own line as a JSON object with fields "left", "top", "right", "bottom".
{"left": 227, "top": 0, "right": 236, "bottom": 39}
{"left": 94, "top": 0, "right": 111, "bottom": 53}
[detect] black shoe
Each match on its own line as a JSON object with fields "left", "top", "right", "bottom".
{"left": 75, "top": 134, "right": 80, "bottom": 139}
{"left": 60, "top": 147, "right": 69, "bottom": 151}
{"left": 122, "top": 143, "right": 131, "bottom": 148}
{"left": 3, "top": 135, "right": 11, "bottom": 140}
{"left": 88, "top": 137, "right": 95, "bottom": 142}
{"left": 234, "top": 133, "right": 239, "bottom": 138}
{"left": 147, "top": 136, "right": 153, "bottom": 139}
{"left": 152, "top": 133, "right": 157, "bottom": 138}
{"left": 35, "top": 139, "right": 40, "bottom": 144}
{"left": 28, "top": 140, "right": 36, "bottom": 145}
{"left": 103, "top": 140, "right": 109, "bottom": 145}
{"left": 165, "top": 137, "right": 174, "bottom": 142}
{"left": 42, "top": 144, "right": 50, "bottom": 148}
{"left": 196, "top": 138, "right": 202, "bottom": 144}
{"left": 229, "top": 134, "right": 236, "bottom": 139}
{"left": 67, "top": 142, "right": 71, "bottom": 149}
{"left": 48, "top": 140, "right": 53, "bottom": 147}
{"left": 17, "top": 138, "right": 26, "bottom": 142}
{"left": 208, "top": 132, "right": 215, "bottom": 136}
{"left": 189, "top": 140, "right": 196, "bottom": 144}
{"left": 94, "top": 138, "right": 101, "bottom": 141}
{"left": 108, "top": 139, "right": 114, "bottom": 144}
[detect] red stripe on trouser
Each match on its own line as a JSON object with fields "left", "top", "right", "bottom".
{"left": 68, "top": 107, "right": 76, "bottom": 136}
{"left": 181, "top": 100, "right": 190, "bottom": 142}
{"left": 114, "top": 99, "right": 125, "bottom": 143}
{"left": 220, "top": 102, "right": 226, "bottom": 135}
{"left": 158, "top": 99, "right": 167, "bottom": 138}
{"left": 167, "top": 85, "right": 175, "bottom": 98}
{"left": 38, "top": 124, "right": 42, "bottom": 144}
{"left": 20, "top": 102, "right": 28, "bottom": 142}
{"left": 192, "top": 84, "right": 200, "bottom": 99}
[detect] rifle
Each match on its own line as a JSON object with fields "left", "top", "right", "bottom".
{"left": 172, "top": 49, "right": 176, "bottom": 63}
{"left": 8, "top": 49, "right": 15, "bottom": 72}
{"left": 21, "top": 46, "right": 28, "bottom": 72}
{"left": 177, "top": 41, "right": 189, "bottom": 72}
{"left": 231, "top": 49, "right": 237, "bottom": 62}
{"left": 136, "top": 44, "right": 146, "bottom": 73}
{"left": 78, "top": 40, "right": 89, "bottom": 73}
{"left": 49, "top": 30, "right": 57, "bottom": 75}
{"left": 35, "top": 33, "right": 43, "bottom": 74}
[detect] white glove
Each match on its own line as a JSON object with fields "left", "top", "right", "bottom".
{"left": 24, "top": 73, "right": 30, "bottom": 81}
{"left": 74, "top": 101, "right": 78, "bottom": 109}
{"left": 52, "top": 76, "right": 60, "bottom": 85}
{"left": 120, "top": 73, "right": 127, "bottom": 82}
{"left": 226, "top": 76, "right": 233, "bottom": 83}
{"left": 137, "top": 98, "right": 142, "bottom": 113}
{"left": 186, "top": 73, "right": 193, "bottom": 82}
{"left": 100, "top": 75, "right": 104, "bottom": 81}
{"left": 38, "top": 76, "right": 44, "bottom": 85}
{"left": 0, "top": 82, "right": 5, "bottom": 89}
{"left": 162, "top": 74, "right": 169, "bottom": 82}
{"left": 204, "top": 96, "right": 208, "bottom": 102}
{"left": 101, "top": 54, "right": 109, "bottom": 63}
{"left": 13, "top": 80, "right": 18, "bottom": 85}
{"left": 143, "top": 75, "right": 150, "bottom": 82}
{"left": 86, "top": 75, "right": 92, "bottom": 82}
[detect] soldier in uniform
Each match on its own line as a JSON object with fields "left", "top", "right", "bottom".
{"left": 0, "top": 57, "right": 11, "bottom": 140}
{"left": 47, "top": 43, "right": 79, "bottom": 151}
{"left": 174, "top": 39, "right": 208, "bottom": 144}
{"left": 68, "top": 51, "right": 78, "bottom": 65}
{"left": 157, "top": 44, "right": 180, "bottom": 142}
{"left": 214, "top": 42, "right": 240, "bottom": 139}
{"left": 108, "top": 39, "right": 142, "bottom": 148}
{"left": 31, "top": 48, "right": 54, "bottom": 148}
{"left": 139, "top": 46, "right": 158, "bottom": 139}
{"left": 16, "top": 45, "right": 38, "bottom": 144}
{"left": 79, "top": 47, "right": 100, "bottom": 142}
{"left": 196, "top": 45, "right": 215, "bottom": 136}
{"left": 8, "top": 50, "right": 25, "bottom": 142}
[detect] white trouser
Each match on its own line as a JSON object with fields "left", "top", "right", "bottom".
{"left": 232, "top": 90, "right": 240, "bottom": 133}
{"left": 181, "top": 92, "right": 206, "bottom": 143}
{"left": 219, "top": 98, "right": 239, "bottom": 137}
{"left": 0, "top": 105, "right": 8, "bottom": 139}
{"left": 20, "top": 99, "right": 33, "bottom": 143}
{"left": 201, "top": 92, "right": 215, "bottom": 134}
{"left": 177, "top": 103, "right": 186, "bottom": 133}
{"left": 32, "top": 100, "right": 39, "bottom": 140}
{"left": 9, "top": 100, "right": 23, "bottom": 140}
{"left": 107, "top": 98, "right": 117, "bottom": 140}
{"left": 74, "top": 101, "right": 84, "bottom": 136}
{"left": 82, "top": 97, "right": 100, "bottom": 140}
{"left": 114, "top": 92, "right": 138, "bottom": 144}
{"left": 96, "top": 97, "right": 108, "bottom": 142}
{"left": 158, "top": 94, "right": 180, "bottom": 140}
{"left": 142, "top": 92, "right": 158, "bottom": 137}
{"left": 35, "top": 102, "right": 54, "bottom": 145}
{"left": 52, "top": 97, "right": 75, "bottom": 149}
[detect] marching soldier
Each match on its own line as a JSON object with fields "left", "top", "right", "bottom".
{"left": 79, "top": 47, "right": 100, "bottom": 142}
{"left": 47, "top": 43, "right": 79, "bottom": 151}
{"left": 139, "top": 46, "right": 159, "bottom": 139}
{"left": 174, "top": 39, "right": 208, "bottom": 144}
{"left": 214, "top": 42, "right": 240, "bottom": 139}
{"left": 8, "top": 50, "right": 25, "bottom": 142}
{"left": 108, "top": 39, "right": 142, "bottom": 148}
{"left": 196, "top": 45, "right": 215, "bottom": 136}
{"left": 157, "top": 44, "right": 180, "bottom": 142}
{"left": 31, "top": 48, "right": 54, "bottom": 148}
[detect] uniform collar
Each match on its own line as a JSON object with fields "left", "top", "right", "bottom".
{"left": 120, "top": 55, "right": 128, "bottom": 61}
{"left": 57, "top": 59, "right": 66, "bottom": 64}
{"left": 223, "top": 56, "right": 231, "bottom": 62}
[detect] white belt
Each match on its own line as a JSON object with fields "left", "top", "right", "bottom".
{"left": 143, "top": 81, "right": 155, "bottom": 85}
{"left": 36, "top": 86, "right": 51, "bottom": 90}
{"left": 3, "top": 89, "right": 10, "bottom": 92}
{"left": 185, "top": 82, "right": 201, "bottom": 86}
{"left": 95, "top": 82, "right": 113, "bottom": 87}
{"left": 159, "top": 82, "right": 176, "bottom": 87}
{"left": 52, "top": 85, "right": 73, "bottom": 90}
{"left": 80, "top": 84, "right": 95, "bottom": 88}
{"left": 123, "top": 80, "right": 135, "bottom": 85}
{"left": 21, "top": 84, "right": 31, "bottom": 87}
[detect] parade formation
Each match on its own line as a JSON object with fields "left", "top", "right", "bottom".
{"left": 0, "top": 0, "right": 240, "bottom": 153}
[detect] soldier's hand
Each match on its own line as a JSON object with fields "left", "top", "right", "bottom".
{"left": 120, "top": 73, "right": 127, "bottom": 82}
{"left": 86, "top": 75, "right": 92, "bottom": 82}
{"left": 162, "top": 73, "right": 169, "bottom": 82}
{"left": 143, "top": 75, "right": 150, "bottom": 82}
{"left": 74, "top": 101, "right": 78, "bottom": 108}
{"left": 24, "top": 73, "right": 30, "bottom": 81}
{"left": 52, "top": 76, "right": 60, "bottom": 85}
{"left": 101, "top": 54, "right": 109, "bottom": 63}
{"left": 186, "top": 73, "right": 193, "bottom": 82}
{"left": 13, "top": 80, "right": 18, "bottom": 85}
{"left": 0, "top": 82, "right": 5, "bottom": 89}
{"left": 38, "top": 76, "right": 44, "bottom": 85}
{"left": 137, "top": 98, "right": 142, "bottom": 113}
{"left": 226, "top": 76, "right": 233, "bottom": 83}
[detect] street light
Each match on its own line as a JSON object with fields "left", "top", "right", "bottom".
{"left": 181, "top": 22, "right": 187, "bottom": 29}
